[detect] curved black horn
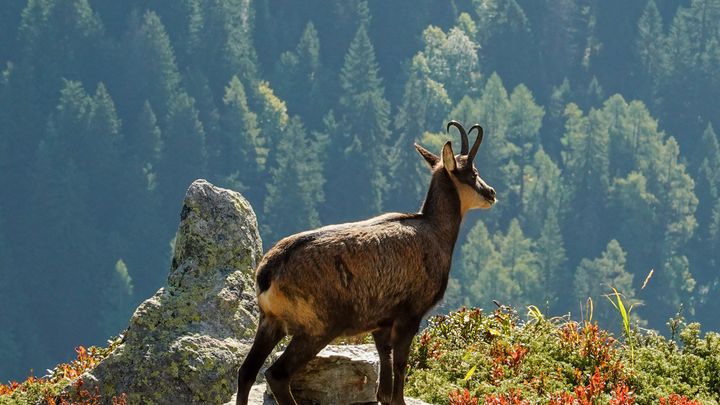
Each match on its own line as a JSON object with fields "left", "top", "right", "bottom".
{"left": 447, "top": 120, "right": 469, "bottom": 155}
{"left": 468, "top": 124, "right": 484, "bottom": 162}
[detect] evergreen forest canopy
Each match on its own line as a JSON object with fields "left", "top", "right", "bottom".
{"left": 0, "top": 0, "right": 719, "bottom": 382}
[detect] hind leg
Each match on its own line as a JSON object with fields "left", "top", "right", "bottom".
{"left": 372, "top": 327, "right": 393, "bottom": 404}
{"left": 390, "top": 317, "right": 421, "bottom": 405}
{"left": 236, "top": 315, "right": 285, "bottom": 405}
{"left": 264, "top": 334, "right": 333, "bottom": 405}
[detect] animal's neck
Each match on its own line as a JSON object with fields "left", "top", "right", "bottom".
{"left": 419, "top": 169, "right": 463, "bottom": 249}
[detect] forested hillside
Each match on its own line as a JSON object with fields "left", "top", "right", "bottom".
{"left": 1, "top": 0, "right": 719, "bottom": 382}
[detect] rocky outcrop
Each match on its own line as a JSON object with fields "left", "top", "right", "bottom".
{"left": 272, "top": 344, "right": 380, "bottom": 404}
{"left": 74, "top": 179, "right": 433, "bottom": 405}
{"left": 79, "top": 179, "right": 263, "bottom": 404}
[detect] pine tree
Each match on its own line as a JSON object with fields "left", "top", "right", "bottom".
{"left": 17, "top": 0, "right": 104, "bottom": 105}
{"left": 506, "top": 84, "right": 545, "bottom": 214}
{"left": 535, "top": 211, "right": 567, "bottom": 311}
{"left": 473, "top": 0, "right": 537, "bottom": 87}
{"left": 662, "top": 0, "right": 720, "bottom": 136}
{"left": 476, "top": 219, "right": 541, "bottom": 308}
{"left": 386, "top": 53, "right": 451, "bottom": 212}
{"left": 131, "top": 101, "right": 163, "bottom": 170}
{"left": 475, "top": 73, "right": 512, "bottom": 184}
{"left": 461, "top": 219, "right": 541, "bottom": 309}
{"left": 520, "top": 148, "right": 564, "bottom": 236}
{"left": 602, "top": 94, "right": 632, "bottom": 177}
{"left": 218, "top": 0, "right": 259, "bottom": 85}
{"left": 507, "top": 84, "right": 544, "bottom": 152}
{"left": 254, "top": 80, "right": 287, "bottom": 172}
{"left": 274, "top": 21, "right": 327, "bottom": 128}
{"left": 157, "top": 92, "right": 207, "bottom": 211}
{"left": 636, "top": 0, "right": 666, "bottom": 100}
{"left": 438, "top": 27, "right": 480, "bottom": 101}
{"left": 561, "top": 104, "right": 611, "bottom": 262}
{"left": 326, "top": 21, "right": 392, "bottom": 221}
{"left": 263, "top": 117, "right": 325, "bottom": 244}
{"left": 217, "top": 76, "right": 263, "bottom": 204}
{"left": 545, "top": 78, "right": 573, "bottom": 158}
{"left": 123, "top": 10, "right": 182, "bottom": 118}
{"left": 458, "top": 221, "right": 501, "bottom": 307}
{"left": 85, "top": 83, "right": 130, "bottom": 231}
{"left": 585, "top": 76, "right": 605, "bottom": 108}
{"left": 573, "top": 240, "right": 638, "bottom": 327}
{"left": 607, "top": 171, "right": 657, "bottom": 273}
{"left": 695, "top": 123, "right": 720, "bottom": 232}
{"left": 100, "top": 259, "right": 135, "bottom": 337}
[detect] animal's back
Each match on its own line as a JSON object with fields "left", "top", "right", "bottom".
{"left": 255, "top": 213, "right": 450, "bottom": 336}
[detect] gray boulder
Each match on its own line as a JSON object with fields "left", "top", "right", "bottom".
{"left": 80, "top": 179, "right": 263, "bottom": 404}
{"left": 224, "top": 345, "right": 434, "bottom": 405}
{"left": 273, "top": 344, "right": 379, "bottom": 405}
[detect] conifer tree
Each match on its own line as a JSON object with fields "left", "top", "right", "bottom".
{"left": 473, "top": 0, "right": 537, "bottom": 87}
{"left": 274, "top": 21, "right": 327, "bottom": 128}
{"left": 507, "top": 84, "right": 544, "bottom": 212}
{"left": 157, "top": 93, "right": 207, "bottom": 211}
{"left": 458, "top": 221, "right": 500, "bottom": 306}
{"left": 100, "top": 259, "right": 135, "bottom": 337}
{"left": 536, "top": 211, "right": 567, "bottom": 311}
{"left": 85, "top": 83, "right": 128, "bottom": 229}
{"left": 386, "top": 54, "right": 451, "bottom": 211}
{"left": 217, "top": 76, "right": 263, "bottom": 203}
{"left": 545, "top": 78, "right": 573, "bottom": 158}
{"left": 17, "top": 0, "right": 104, "bottom": 110}
{"left": 461, "top": 219, "right": 542, "bottom": 309}
{"left": 263, "top": 117, "right": 325, "bottom": 244}
{"left": 561, "top": 104, "right": 611, "bottom": 261}
{"left": 131, "top": 101, "right": 163, "bottom": 171}
{"left": 124, "top": 10, "right": 182, "bottom": 118}
{"left": 254, "top": 80, "right": 287, "bottom": 172}
{"left": 477, "top": 73, "right": 512, "bottom": 172}
{"left": 489, "top": 219, "right": 542, "bottom": 307}
{"left": 695, "top": 123, "right": 720, "bottom": 232}
{"left": 327, "top": 19, "right": 392, "bottom": 221}
{"left": 520, "top": 148, "right": 564, "bottom": 236}
{"left": 636, "top": 0, "right": 666, "bottom": 100}
{"left": 573, "top": 240, "right": 637, "bottom": 327}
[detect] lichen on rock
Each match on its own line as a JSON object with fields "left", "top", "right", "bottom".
{"left": 79, "top": 179, "right": 263, "bottom": 404}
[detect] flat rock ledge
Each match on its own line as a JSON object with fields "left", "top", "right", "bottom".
{"left": 225, "top": 345, "right": 433, "bottom": 405}
{"left": 76, "top": 179, "right": 263, "bottom": 404}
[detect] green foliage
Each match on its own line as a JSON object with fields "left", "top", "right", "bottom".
{"left": 0, "top": 339, "right": 126, "bottom": 405}
{"left": 406, "top": 307, "right": 720, "bottom": 404}
{"left": 216, "top": 75, "right": 262, "bottom": 190}
{"left": 3, "top": 0, "right": 720, "bottom": 383}
{"left": 573, "top": 240, "right": 638, "bottom": 327}
{"left": 263, "top": 117, "right": 325, "bottom": 244}
{"left": 123, "top": 10, "right": 181, "bottom": 118}
{"left": 455, "top": 220, "right": 542, "bottom": 310}
{"left": 325, "top": 21, "right": 392, "bottom": 220}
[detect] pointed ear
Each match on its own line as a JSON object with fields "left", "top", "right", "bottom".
{"left": 442, "top": 141, "right": 456, "bottom": 172}
{"left": 414, "top": 143, "right": 440, "bottom": 168}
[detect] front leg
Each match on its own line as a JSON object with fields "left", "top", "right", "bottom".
{"left": 390, "top": 317, "right": 421, "bottom": 405}
{"left": 372, "top": 327, "right": 393, "bottom": 404}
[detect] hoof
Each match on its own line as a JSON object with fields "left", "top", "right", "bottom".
{"left": 378, "top": 392, "right": 392, "bottom": 404}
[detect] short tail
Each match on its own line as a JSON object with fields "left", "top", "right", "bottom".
{"left": 256, "top": 265, "right": 272, "bottom": 294}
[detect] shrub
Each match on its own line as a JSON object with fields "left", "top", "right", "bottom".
{"left": 0, "top": 337, "right": 125, "bottom": 405}
{"left": 406, "top": 307, "right": 720, "bottom": 405}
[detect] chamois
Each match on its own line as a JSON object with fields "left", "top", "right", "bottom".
{"left": 235, "top": 121, "right": 496, "bottom": 405}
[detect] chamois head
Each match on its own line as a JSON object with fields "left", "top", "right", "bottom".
{"left": 415, "top": 120, "right": 496, "bottom": 214}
